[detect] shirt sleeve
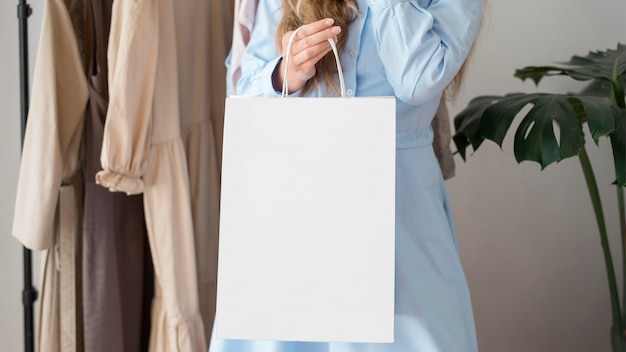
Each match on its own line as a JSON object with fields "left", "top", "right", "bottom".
{"left": 96, "top": 0, "right": 159, "bottom": 195}
{"left": 365, "top": 0, "right": 484, "bottom": 105}
{"left": 235, "top": 0, "right": 289, "bottom": 97}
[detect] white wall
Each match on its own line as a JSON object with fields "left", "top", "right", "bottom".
{"left": 0, "top": 0, "right": 624, "bottom": 351}
{"left": 448, "top": 1, "right": 626, "bottom": 351}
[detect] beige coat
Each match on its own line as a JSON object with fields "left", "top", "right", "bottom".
{"left": 12, "top": 0, "right": 89, "bottom": 351}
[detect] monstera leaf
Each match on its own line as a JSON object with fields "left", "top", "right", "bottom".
{"left": 514, "top": 43, "right": 626, "bottom": 91}
{"left": 454, "top": 93, "right": 622, "bottom": 173}
{"left": 453, "top": 43, "right": 626, "bottom": 187}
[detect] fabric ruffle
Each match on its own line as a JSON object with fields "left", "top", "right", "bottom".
{"left": 95, "top": 169, "right": 145, "bottom": 195}
{"left": 142, "top": 136, "right": 208, "bottom": 351}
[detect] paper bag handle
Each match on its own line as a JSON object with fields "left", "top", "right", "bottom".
{"left": 282, "top": 25, "right": 346, "bottom": 98}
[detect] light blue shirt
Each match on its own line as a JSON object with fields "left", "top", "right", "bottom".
{"left": 236, "top": 0, "right": 484, "bottom": 148}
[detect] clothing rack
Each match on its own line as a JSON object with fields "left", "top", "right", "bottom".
{"left": 17, "top": 1, "right": 38, "bottom": 352}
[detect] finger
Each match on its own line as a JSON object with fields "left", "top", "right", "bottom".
{"left": 292, "top": 26, "right": 341, "bottom": 56}
{"left": 289, "top": 42, "right": 332, "bottom": 78}
{"left": 288, "top": 45, "right": 334, "bottom": 83}
{"left": 296, "top": 18, "right": 336, "bottom": 38}
{"left": 290, "top": 40, "right": 332, "bottom": 67}
{"left": 301, "top": 44, "right": 334, "bottom": 68}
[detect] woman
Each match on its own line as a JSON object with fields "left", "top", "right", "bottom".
{"left": 211, "top": 0, "right": 484, "bottom": 350}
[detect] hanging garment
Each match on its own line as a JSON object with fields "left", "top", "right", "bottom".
{"left": 432, "top": 97, "right": 456, "bottom": 179}
{"left": 96, "top": 0, "right": 206, "bottom": 350}
{"left": 173, "top": 0, "right": 233, "bottom": 344}
{"left": 82, "top": 1, "right": 154, "bottom": 351}
{"left": 226, "top": 0, "right": 258, "bottom": 94}
{"left": 11, "top": 0, "right": 89, "bottom": 351}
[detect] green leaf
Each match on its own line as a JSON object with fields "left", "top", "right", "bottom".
{"left": 580, "top": 79, "right": 614, "bottom": 97}
{"left": 453, "top": 42, "right": 624, "bottom": 173}
{"left": 512, "top": 95, "right": 584, "bottom": 168}
{"left": 514, "top": 43, "right": 626, "bottom": 86}
{"left": 453, "top": 93, "right": 619, "bottom": 170}
{"left": 452, "top": 132, "right": 472, "bottom": 161}
{"left": 452, "top": 95, "right": 500, "bottom": 160}
{"left": 480, "top": 93, "right": 543, "bottom": 146}
{"left": 575, "top": 96, "right": 619, "bottom": 144}
{"left": 610, "top": 110, "right": 626, "bottom": 187}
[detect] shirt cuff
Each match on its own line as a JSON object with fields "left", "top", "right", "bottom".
{"left": 263, "top": 56, "right": 304, "bottom": 97}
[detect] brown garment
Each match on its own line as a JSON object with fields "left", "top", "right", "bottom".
{"left": 432, "top": 97, "right": 456, "bottom": 180}
{"left": 12, "top": 0, "right": 89, "bottom": 351}
{"left": 82, "top": 0, "right": 153, "bottom": 351}
{"left": 65, "top": 0, "right": 87, "bottom": 65}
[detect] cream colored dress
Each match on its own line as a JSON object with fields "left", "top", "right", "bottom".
{"left": 97, "top": 0, "right": 231, "bottom": 350}
{"left": 175, "top": 0, "right": 232, "bottom": 344}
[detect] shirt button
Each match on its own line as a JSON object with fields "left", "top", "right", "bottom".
{"left": 346, "top": 89, "right": 354, "bottom": 96}
{"left": 350, "top": 49, "right": 358, "bottom": 57}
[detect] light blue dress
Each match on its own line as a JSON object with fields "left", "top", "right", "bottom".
{"left": 211, "top": 0, "right": 484, "bottom": 350}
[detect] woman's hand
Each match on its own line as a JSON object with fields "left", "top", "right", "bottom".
{"left": 273, "top": 18, "right": 341, "bottom": 94}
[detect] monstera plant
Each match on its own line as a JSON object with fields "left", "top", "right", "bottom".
{"left": 453, "top": 43, "right": 626, "bottom": 351}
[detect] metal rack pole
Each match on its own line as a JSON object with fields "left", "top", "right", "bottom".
{"left": 17, "top": 1, "right": 37, "bottom": 352}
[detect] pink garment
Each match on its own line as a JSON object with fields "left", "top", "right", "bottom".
{"left": 228, "top": 0, "right": 258, "bottom": 94}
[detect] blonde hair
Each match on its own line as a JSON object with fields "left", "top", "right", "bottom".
{"left": 444, "top": 2, "right": 488, "bottom": 102}
{"left": 276, "top": 0, "right": 359, "bottom": 96}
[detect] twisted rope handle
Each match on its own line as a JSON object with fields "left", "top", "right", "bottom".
{"left": 281, "top": 26, "right": 346, "bottom": 98}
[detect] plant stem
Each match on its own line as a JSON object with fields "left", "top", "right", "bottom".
{"left": 578, "top": 147, "right": 624, "bottom": 350}
{"left": 609, "top": 71, "right": 625, "bottom": 340}
{"left": 617, "top": 186, "right": 626, "bottom": 334}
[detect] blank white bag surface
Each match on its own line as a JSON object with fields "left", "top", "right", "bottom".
{"left": 216, "top": 96, "right": 396, "bottom": 343}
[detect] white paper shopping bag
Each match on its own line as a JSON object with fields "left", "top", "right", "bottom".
{"left": 215, "top": 29, "right": 396, "bottom": 343}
